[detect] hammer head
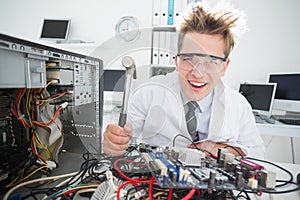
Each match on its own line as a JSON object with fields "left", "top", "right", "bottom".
{"left": 122, "top": 56, "right": 137, "bottom": 79}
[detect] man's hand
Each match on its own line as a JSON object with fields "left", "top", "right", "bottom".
{"left": 103, "top": 123, "right": 132, "bottom": 156}
{"left": 188, "top": 141, "right": 246, "bottom": 157}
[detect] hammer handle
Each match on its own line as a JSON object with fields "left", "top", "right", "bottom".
{"left": 118, "top": 113, "right": 127, "bottom": 127}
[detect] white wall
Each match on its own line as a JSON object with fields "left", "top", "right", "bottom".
{"left": 1, "top": 0, "right": 299, "bottom": 88}
{"left": 0, "top": 0, "right": 152, "bottom": 44}
{"left": 224, "top": 0, "right": 300, "bottom": 89}
{"left": 0, "top": 0, "right": 153, "bottom": 74}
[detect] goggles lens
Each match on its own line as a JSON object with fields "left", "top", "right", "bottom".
{"left": 178, "top": 53, "right": 226, "bottom": 74}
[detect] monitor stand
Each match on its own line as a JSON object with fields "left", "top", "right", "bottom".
{"left": 56, "top": 40, "right": 86, "bottom": 44}
{"left": 253, "top": 111, "right": 275, "bottom": 124}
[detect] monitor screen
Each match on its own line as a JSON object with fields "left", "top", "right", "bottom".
{"left": 269, "top": 73, "right": 300, "bottom": 101}
{"left": 40, "top": 19, "right": 70, "bottom": 40}
{"left": 268, "top": 73, "right": 300, "bottom": 112}
{"left": 103, "top": 70, "right": 125, "bottom": 91}
{"left": 239, "top": 83, "right": 277, "bottom": 114}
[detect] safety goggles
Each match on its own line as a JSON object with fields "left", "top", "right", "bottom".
{"left": 177, "top": 53, "right": 227, "bottom": 74}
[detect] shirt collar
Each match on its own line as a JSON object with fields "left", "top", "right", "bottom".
{"left": 181, "top": 90, "right": 214, "bottom": 112}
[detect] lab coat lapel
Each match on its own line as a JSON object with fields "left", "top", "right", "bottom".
{"left": 172, "top": 73, "right": 190, "bottom": 137}
{"left": 168, "top": 72, "right": 190, "bottom": 140}
{"left": 208, "top": 80, "right": 225, "bottom": 139}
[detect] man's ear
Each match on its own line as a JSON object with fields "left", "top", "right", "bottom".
{"left": 221, "top": 58, "right": 230, "bottom": 77}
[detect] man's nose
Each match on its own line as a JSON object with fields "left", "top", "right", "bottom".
{"left": 191, "top": 62, "right": 205, "bottom": 75}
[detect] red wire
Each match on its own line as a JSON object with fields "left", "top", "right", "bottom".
{"left": 117, "top": 181, "right": 138, "bottom": 200}
{"left": 113, "top": 158, "right": 151, "bottom": 184}
{"left": 63, "top": 189, "right": 76, "bottom": 195}
{"left": 33, "top": 106, "right": 63, "bottom": 126}
{"left": 149, "top": 177, "right": 156, "bottom": 200}
{"left": 167, "top": 188, "right": 173, "bottom": 199}
{"left": 196, "top": 189, "right": 201, "bottom": 196}
{"left": 181, "top": 188, "right": 196, "bottom": 200}
{"left": 16, "top": 89, "right": 30, "bottom": 128}
{"left": 256, "top": 189, "right": 263, "bottom": 196}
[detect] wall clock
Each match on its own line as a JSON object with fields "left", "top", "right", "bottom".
{"left": 115, "top": 16, "right": 140, "bottom": 42}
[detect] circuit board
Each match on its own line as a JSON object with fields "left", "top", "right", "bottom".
{"left": 136, "top": 144, "right": 277, "bottom": 193}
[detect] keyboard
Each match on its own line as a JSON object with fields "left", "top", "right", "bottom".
{"left": 278, "top": 119, "right": 300, "bottom": 126}
{"left": 272, "top": 114, "right": 300, "bottom": 125}
{"left": 254, "top": 115, "right": 265, "bottom": 123}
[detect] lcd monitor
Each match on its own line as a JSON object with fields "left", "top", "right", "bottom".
{"left": 268, "top": 73, "right": 300, "bottom": 113}
{"left": 239, "top": 83, "right": 277, "bottom": 115}
{"left": 40, "top": 19, "right": 71, "bottom": 40}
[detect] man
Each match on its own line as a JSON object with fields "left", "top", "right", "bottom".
{"left": 103, "top": 1, "right": 265, "bottom": 158}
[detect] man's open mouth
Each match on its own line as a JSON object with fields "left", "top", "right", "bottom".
{"left": 188, "top": 80, "right": 207, "bottom": 88}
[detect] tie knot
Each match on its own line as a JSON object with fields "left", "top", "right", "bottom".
{"left": 186, "top": 101, "right": 199, "bottom": 112}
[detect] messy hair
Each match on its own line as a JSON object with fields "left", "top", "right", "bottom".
{"left": 177, "top": 1, "right": 247, "bottom": 58}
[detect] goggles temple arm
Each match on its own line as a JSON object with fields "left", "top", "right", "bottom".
{"left": 177, "top": 53, "right": 227, "bottom": 62}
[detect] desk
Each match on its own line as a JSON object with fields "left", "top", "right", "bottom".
{"left": 257, "top": 122, "right": 300, "bottom": 138}
{"left": 248, "top": 161, "right": 300, "bottom": 200}
{"left": 256, "top": 122, "right": 300, "bottom": 164}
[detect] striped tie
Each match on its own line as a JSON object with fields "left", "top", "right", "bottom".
{"left": 185, "top": 101, "right": 199, "bottom": 141}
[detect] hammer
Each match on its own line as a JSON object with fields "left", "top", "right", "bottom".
{"left": 118, "top": 56, "right": 137, "bottom": 127}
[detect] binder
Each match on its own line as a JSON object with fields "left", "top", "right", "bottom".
{"left": 169, "top": 31, "right": 178, "bottom": 65}
{"left": 174, "top": 0, "right": 183, "bottom": 25}
{"left": 152, "top": 0, "right": 160, "bottom": 26}
{"left": 165, "top": 31, "right": 171, "bottom": 65}
{"left": 167, "top": 0, "right": 175, "bottom": 25}
{"left": 160, "top": 0, "right": 168, "bottom": 25}
{"left": 158, "top": 31, "right": 166, "bottom": 65}
{"left": 152, "top": 31, "right": 159, "bottom": 64}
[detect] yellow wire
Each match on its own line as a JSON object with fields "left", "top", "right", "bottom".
{"left": 46, "top": 80, "right": 55, "bottom": 87}
{"left": 32, "top": 134, "right": 48, "bottom": 165}
{"left": 38, "top": 79, "right": 55, "bottom": 94}
{"left": 5, "top": 169, "right": 25, "bottom": 188}
{"left": 25, "top": 89, "right": 33, "bottom": 127}
{"left": 34, "top": 130, "right": 53, "bottom": 160}
{"left": 7, "top": 165, "right": 48, "bottom": 188}
{"left": 17, "top": 89, "right": 30, "bottom": 128}
{"left": 38, "top": 80, "right": 57, "bottom": 105}
{"left": 7, "top": 88, "right": 58, "bottom": 188}
{"left": 40, "top": 92, "right": 70, "bottom": 103}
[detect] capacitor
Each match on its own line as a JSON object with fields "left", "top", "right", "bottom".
{"left": 218, "top": 158, "right": 224, "bottom": 168}
{"left": 175, "top": 163, "right": 181, "bottom": 171}
{"left": 208, "top": 170, "right": 216, "bottom": 188}
{"left": 183, "top": 169, "right": 191, "bottom": 184}
{"left": 172, "top": 171, "right": 178, "bottom": 183}
{"left": 171, "top": 150, "right": 179, "bottom": 160}
{"left": 169, "top": 169, "right": 178, "bottom": 183}
{"left": 205, "top": 161, "right": 210, "bottom": 168}
{"left": 226, "top": 162, "right": 233, "bottom": 172}
{"left": 235, "top": 171, "right": 243, "bottom": 189}
{"left": 175, "top": 163, "right": 181, "bottom": 182}
{"left": 217, "top": 148, "right": 222, "bottom": 163}
{"left": 235, "top": 165, "right": 241, "bottom": 172}
{"left": 163, "top": 175, "right": 169, "bottom": 186}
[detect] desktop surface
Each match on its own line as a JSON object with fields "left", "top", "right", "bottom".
{"left": 255, "top": 114, "right": 300, "bottom": 126}
{"left": 256, "top": 120, "right": 300, "bottom": 138}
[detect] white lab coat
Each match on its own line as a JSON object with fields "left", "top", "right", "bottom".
{"left": 128, "top": 71, "right": 265, "bottom": 158}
